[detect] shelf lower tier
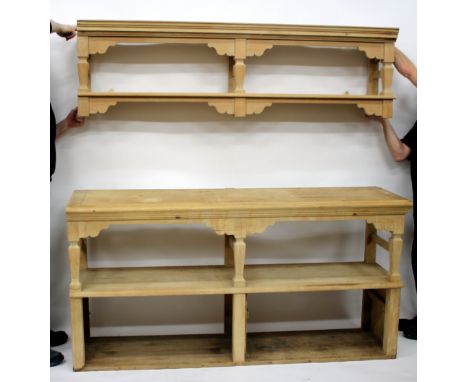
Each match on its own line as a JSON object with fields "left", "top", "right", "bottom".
{"left": 72, "top": 262, "right": 402, "bottom": 298}
{"left": 81, "top": 329, "right": 389, "bottom": 371}
{"left": 78, "top": 92, "right": 394, "bottom": 117}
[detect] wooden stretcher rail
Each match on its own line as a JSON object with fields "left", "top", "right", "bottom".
{"left": 374, "top": 233, "right": 390, "bottom": 251}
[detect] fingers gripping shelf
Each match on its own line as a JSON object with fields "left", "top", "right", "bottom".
{"left": 76, "top": 20, "right": 398, "bottom": 118}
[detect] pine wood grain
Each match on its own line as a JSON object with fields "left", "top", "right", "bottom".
{"left": 77, "top": 20, "right": 398, "bottom": 42}
{"left": 81, "top": 329, "right": 389, "bottom": 371}
{"left": 71, "top": 262, "right": 402, "bottom": 298}
{"left": 67, "top": 187, "right": 412, "bottom": 222}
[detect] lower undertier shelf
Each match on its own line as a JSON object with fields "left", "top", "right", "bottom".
{"left": 73, "top": 262, "right": 401, "bottom": 298}
{"left": 81, "top": 328, "right": 389, "bottom": 371}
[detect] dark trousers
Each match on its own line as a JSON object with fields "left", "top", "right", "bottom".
{"left": 412, "top": 201, "right": 417, "bottom": 288}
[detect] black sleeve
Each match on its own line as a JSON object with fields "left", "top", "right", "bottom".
{"left": 401, "top": 121, "right": 417, "bottom": 161}
{"left": 51, "top": 104, "right": 56, "bottom": 179}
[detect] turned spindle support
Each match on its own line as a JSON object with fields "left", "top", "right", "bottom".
{"left": 381, "top": 43, "right": 394, "bottom": 96}
{"left": 233, "top": 236, "right": 246, "bottom": 287}
{"left": 77, "top": 36, "right": 90, "bottom": 92}
{"left": 388, "top": 233, "right": 403, "bottom": 282}
{"left": 233, "top": 39, "right": 247, "bottom": 93}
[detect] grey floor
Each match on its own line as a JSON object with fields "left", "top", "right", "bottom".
{"left": 50, "top": 333, "right": 416, "bottom": 382}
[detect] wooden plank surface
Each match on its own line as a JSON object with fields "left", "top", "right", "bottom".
{"left": 77, "top": 20, "right": 398, "bottom": 42}
{"left": 81, "top": 329, "right": 388, "bottom": 371}
{"left": 67, "top": 187, "right": 412, "bottom": 221}
{"left": 246, "top": 329, "right": 388, "bottom": 364}
{"left": 83, "top": 333, "right": 232, "bottom": 371}
{"left": 79, "top": 94, "right": 396, "bottom": 118}
{"left": 72, "top": 262, "right": 402, "bottom": 298}
{"left": 78, "top": 92, "right": 395, "bottom": 100}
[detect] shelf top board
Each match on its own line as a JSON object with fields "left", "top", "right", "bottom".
{"left": 78, "top": 92, "right": 395, "bottom": 100}
{"left": 77, "top": 20, "right": 398, "bottom": 42}
{"left": 67, "top": 187, "right": 412, "bottom": 221}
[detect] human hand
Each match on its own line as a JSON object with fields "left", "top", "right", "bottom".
{"left": 64, "top": 107, "right": 85, "bottom": 128}
{"left": 56, "top": 107, "right": 85, "bottom": 138}
{"left": 51, "top": 20, "right": 77, "bottom": 40}
{"left": 366, "top": 115, "right": 385, "bottom": 124}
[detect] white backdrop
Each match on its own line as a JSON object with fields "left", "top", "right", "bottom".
{"left": 50, "top": 0, "right": 417, "bottom": 337}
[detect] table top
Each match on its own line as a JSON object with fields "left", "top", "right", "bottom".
{"left": 67, "top": 187, "right": 412, "bottom": 222}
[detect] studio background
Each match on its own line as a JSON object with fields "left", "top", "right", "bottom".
{"left": 50, "top": 0, "right": 417, "bottom": 338}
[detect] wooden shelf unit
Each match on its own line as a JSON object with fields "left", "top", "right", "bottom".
{"left": 76, "top": 20, "right": 398, "bottom": 118}
{"left": 66, "top": 187, "right": 412, "bottom": 371}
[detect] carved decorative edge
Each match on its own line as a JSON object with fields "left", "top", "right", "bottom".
{"left": 89, "top": 40, "right": 118, "bottom": 55}
{"left": 208, "top": 40, "right": 274, "bottom": 58}
{"left": 357, "top": 102, "right": 383, "bottom": 117}
{"left": 67, "top": 215, "right": 405, "bottom": 244}
{"left": 89, "top": 100, "right": 118, "bottom": 115}
{"left": 208, "top": 100, "right": 235, "bottom": 115}
{"left": 358, "top": 45, "right": 384, "bottom": 60}
{"left": 68, "top": 218, "right": 275, "bottom": 241}
{"left": 68, "top": 222, "right": 112, "bottom": 241}
{"left": 205, "top": 218, "right": 277, "bottom": 238}
{"left": 207, "top": 41, "right": 235, "bottom": 56}
{"left": 247, "top": 101, "right": 273, "bottom": 116}
{"left": 246, "top": 41, "right": 274, "bottom": 57}
{"left": 208, "top": 100, "right": 273, "bottom": 117}
{"left": 85, "top": 222, "right": 112, "bottom": 238}
{"left": 79, "top": 97, "right": 393, "bottom": 118}
{"left": 366, "top": 216, "right": 405, "bottom": 234}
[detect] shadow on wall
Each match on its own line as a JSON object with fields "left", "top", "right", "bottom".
{"left": 89, "top": 224, "right": 223, "bottom": 267}
{"left": 88, "top": 220, "right": 365, "bottom": 268}
{"left": 90, "top": 291, "right": 361, "bottom": 333}
{"left": 92, "top": 103, "right": 369, "bottom": 125}
{"left": 94, "top": 43, "right": 367, "bottom": 67}
{"left": 91, "top": 43, "right": 369, "bottom": 94}
{"left": 248, "top": 290, "right": 361, "bottom": 326}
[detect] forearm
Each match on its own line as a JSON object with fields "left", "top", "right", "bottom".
{"left": 55, "top": 120, "right": 68, "bottom": 139}
{"left": 56, "top": 108, "right": 84, "bottom": 139}
{"left": 394, "top": 47, "right": 417, "bottom": 87}
{"left": 381, "top": 119, "right": 411, "bottom": 161}
{"left": 50, "top": 20, "right": 60, "bottom": 34}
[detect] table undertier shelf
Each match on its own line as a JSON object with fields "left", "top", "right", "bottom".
{"left": 82, "top": 329, "right": 389, "bottom": 371}
{"left": 72, "top": 262, "right": 401, "bottom": 298}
